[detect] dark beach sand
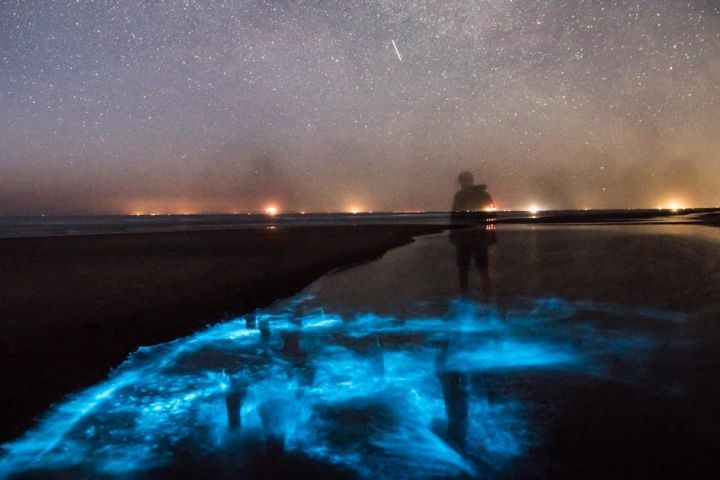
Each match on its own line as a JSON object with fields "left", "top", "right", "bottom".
{"left": 0, "top": 224, "right": 445, "bottom": 441}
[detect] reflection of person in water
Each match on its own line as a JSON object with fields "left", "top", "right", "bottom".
{"left": 435, "top": 339, "right": 469, "bottom": 452}
{"left": 449, "top": 171, "right": 497, "bottom": 297}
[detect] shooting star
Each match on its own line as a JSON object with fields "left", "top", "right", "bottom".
{"left": 391, "top": 39, "right": 403, "bottom": 62}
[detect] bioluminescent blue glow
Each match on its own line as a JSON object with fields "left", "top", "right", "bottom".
{"left": 0, "top": 295, "right": 683, "bottom": 479}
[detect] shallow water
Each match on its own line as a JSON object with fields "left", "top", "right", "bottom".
{"left": 2, "top": 225, "right": 720, "bottom": 479}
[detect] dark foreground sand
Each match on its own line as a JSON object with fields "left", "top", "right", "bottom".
{"left": 0, "top": 224, "right": 445, "bottom": 441}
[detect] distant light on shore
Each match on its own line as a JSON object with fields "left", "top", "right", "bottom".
{"left": 527, "top": 204, "right": 541, "bottom": 215}
{"left": 125, "top": 198, "right": 200, "bottom": 216}
{"left": 264, "top": 205, "right": 279, "bottom": 216}
{"left": 346, "top": 205, "right": 367, "bottom": 215}
{"left": 667, "top": 202, "right": 684, "bottom": 212}
{"left": 660, "top": 198, "right": 687, "bottom": 212}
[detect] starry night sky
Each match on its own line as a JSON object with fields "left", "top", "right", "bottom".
{"left": 1, "top": 0, "right": 719, "bottom": 214}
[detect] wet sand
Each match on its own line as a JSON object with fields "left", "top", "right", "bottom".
{"left": 0, "top": 224, "right": 445, "bottom": 442}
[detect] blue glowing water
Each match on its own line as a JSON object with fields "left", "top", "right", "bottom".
{"left": 0, "top": 291, "right": 681, "bottom": 479}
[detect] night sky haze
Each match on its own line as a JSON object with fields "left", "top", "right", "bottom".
{"left": 1, "top": 0, "right": 719, "bottom": 214}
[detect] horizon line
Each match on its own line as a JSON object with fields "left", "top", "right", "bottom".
{"left": 1, "top": 207, "right": 719, "bottom": 218}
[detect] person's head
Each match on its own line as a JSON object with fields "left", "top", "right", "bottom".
{"left": 458, "top": 171, "right": 474, "bottom": 188}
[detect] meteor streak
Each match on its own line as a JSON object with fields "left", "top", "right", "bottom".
{"left": 391, "top": 39, "right": 403, "bottom": 62}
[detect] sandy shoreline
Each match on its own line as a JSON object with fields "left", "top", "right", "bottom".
{"left": 0, "top": 224, "right": 445, "bottom": 441}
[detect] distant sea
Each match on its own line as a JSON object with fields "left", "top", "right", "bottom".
{"left": 0, "top": 213, "right": 450, "bottom": 238}
{"left": 0, "top": 209, "right": 714, "bottom": 238}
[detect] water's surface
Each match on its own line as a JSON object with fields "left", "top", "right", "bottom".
{"left": 2, "top": 225, "right": 720, "bottom": 478}
{"left": 0, "top": 213, "right": 451, "bottom": 238}
{"left": 0, "top": 209, "right": 710, "bottom": 238}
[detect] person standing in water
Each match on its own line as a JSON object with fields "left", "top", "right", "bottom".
{"left": 449, "top": 171, "right": 496, "bottom": 297}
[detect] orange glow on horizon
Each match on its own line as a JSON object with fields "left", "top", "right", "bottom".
{"left": 346, "top": 204, "right": 368, "bottom": 214}
{"left": 527, "top": 204, "right": 541, "bottom": 214}
{"left": 120, "top": 200, "right": 705, "bottom": 216}
{"left": 264, "top": 205, "right": 279, "bottom": 216}
{"left": 124, "top": 197, "right": 202, "bottom": 216}
{"left": 661, "top": 197, "right": 688, "bottom": 212}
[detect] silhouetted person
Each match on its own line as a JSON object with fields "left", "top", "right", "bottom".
{"left": 451, "top": 171, "right": 493, "bottom": 213}
{"left": 449, "top": 171, "right": 496, "bottom": 297}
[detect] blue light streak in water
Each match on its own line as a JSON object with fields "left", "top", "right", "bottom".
{"left": 0, "top": 296, "right": 682, "bottom": 479}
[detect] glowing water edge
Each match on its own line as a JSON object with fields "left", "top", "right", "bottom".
{"left": 3, "top": 226, "right": 719, "bottom": 479}
{"left": 0, "top": 296, "right": 678, "bottom": 479}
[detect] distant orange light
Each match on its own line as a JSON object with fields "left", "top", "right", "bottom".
{"left": 345, "top": 204, "right": 367, "bottom": 215}
{"left": 668, "top": 202, "right": 683, "bottom": 212}
{"left": 264, "top": 205, "right": 279, "bottom": 216}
